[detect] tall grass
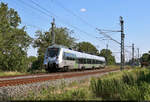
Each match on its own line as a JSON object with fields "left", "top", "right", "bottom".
{"left": 90, "top": 68, "right": 150, "bottom": 100}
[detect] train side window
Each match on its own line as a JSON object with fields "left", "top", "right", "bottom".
{"left": 76, "top": 58, "right": 80, "bottom": 63}
{"left": 78, "top": 58, "right": 80, "bottom": 64}
{"left": 63, "top": 52, "right": 76, "bottom": 61}
{"left": 78, "top": 58, "right": 82, "bottom": 64}
{"left": 80, "top": 58, "right": 82, "bottom": 64}
{"left": 91, "top": 59, "right": 93, "bottom": 64}
{"left": 89, "top": 59, "right": 91, "bottom": 64}
{"left": 96, "top": 60, "right": 99, "bottom": 64}
{"left": 100, "top": 61, "right": 102, "bottom": 64}
{"left": 82, "top": 59, "right": 84, "bottom": 64}
{"left": 93, "top": 59, "right": 95, "bottom": 64}
{"left": 95, "top": 60, "right": 96, "bottom": 64}
{"left": 88, "top": 59, "right": 91, "bottom": 64}
{"left": 94, "top": 60, "right": 96, "bottom": 64}
{"left": 82, "top": 58, "right": 85, "bottom": 64}
{"left": 92, "top": 60, "right": 95, "bottom": 64}
{"left": 87, "top": 59, "right": 89, "bottom": 64}
{"left": 63, "top": 52, "right": 66, "bottom": 60}
{"left": 84, "top": 59, "right": 86, "bottom": 64}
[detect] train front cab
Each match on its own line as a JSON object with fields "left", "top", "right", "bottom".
{"left": 44, "top": 47, "right": 61, "bottom": 72}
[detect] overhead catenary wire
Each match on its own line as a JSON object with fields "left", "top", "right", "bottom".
{"left": 18, "top": 0, "right": 106, "bottom": 46}
{"left": 53, "top": 0, "right": 96, "bottom": 29}
{"left": 19, "top": 0, "right": 123, "bottom": 49}
{"left": 14, "top": 0, "right": 85, "bottom": 40}
{"left": 53, "top": 0, "right": 121, "bottom": 39}
{"left": 19, "top": 0, "right": 52, "bottom": 18}
{"left": 96, "top": 28, "right": 121, "bottom": 45}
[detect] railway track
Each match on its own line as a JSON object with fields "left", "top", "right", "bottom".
{"left": 0, "top": 68, "right": 129, "bottom": 87}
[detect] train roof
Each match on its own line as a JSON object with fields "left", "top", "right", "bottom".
{"left": 47, "top": 45, "right": 105, "bottom": 61}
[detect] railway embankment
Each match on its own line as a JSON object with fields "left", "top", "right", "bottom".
{"left": 0, "top": 66, "right": 133, "bottom": 101}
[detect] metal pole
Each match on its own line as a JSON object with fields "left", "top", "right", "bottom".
{"left": 137, "top": 48, "right": 139, "bottom": 59}
{"left": 137, "top": 48, "right": 140, "bottom": 66}
{"left": 132, "top": 43, "right": 134, "bottom": 65}
{"left": 120, "top": 16, "right": 125, "bottom": 70}
{"left": 51, "top": 18, "right": 55, "bottom": 45}
{"left": 106, "top": 43, "right": 108, "bottom": 65}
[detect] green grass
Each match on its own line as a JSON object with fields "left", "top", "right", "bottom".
{"left": 0, "top": 68, "right": 47, "bottom": 76}
{"left": 0, "top": 71, "right": 27, "bottom": 76}
{"left": 106, "top": 65, "right": 132, "bottom": 70}
{"left": 90, "top": 68, "right": 150, "bottom": 100}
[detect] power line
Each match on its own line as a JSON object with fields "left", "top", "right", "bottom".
{"left": 29, "top": 0, "right": 98, "bottom": 40}
{"left": 20, "top": 0, "right": 105, "bottom": 46}
{"left": 96, "top": 28, "right": 121, "bottom": 45}
{"left": 30, "top": 0, "right": 119, "bottom": 46}
{"left": 18, "top": 0, "right": 122, "bottom": 52}
{"left": 30, "top": 0, "right": 54, "bottom": 18}
{"left": 53, "top": 0, "right": 96, "bottom": 29}
{"left": 53, "top": 0, "right": 122, "bottom": 41}
{"left": 19, "top": 0, "right": 52, "bottom": 18}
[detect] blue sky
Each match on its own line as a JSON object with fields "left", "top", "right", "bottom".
{"left": 1, "top": 0, "right": 150, "bottom": 62}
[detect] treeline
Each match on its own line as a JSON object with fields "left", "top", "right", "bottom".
{"left": 0, "top": 2, "right": 116, "bottom": 72}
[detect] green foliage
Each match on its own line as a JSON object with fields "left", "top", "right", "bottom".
{"left": 33, "top": 27, "right": 76, "bottom": 69}
{"left": 141, "top": 52, "right": 150, "bottom": 64}
{"left": 28, "top": 56, "right": 37, "bottom": 63}
{"left": 76, "top": 42, "right": 99, "bottom": 55}
{"left": 26, "top": 56, "right": 39, "bottom": 72}
{"left": 0, "top": 2, "right": 32, "bottom": 72}
{"left": 99, "top": 49, "right": 116, "bottom": 65}
{"left": 90, "top": 68, "right": 150, "bottom": 100}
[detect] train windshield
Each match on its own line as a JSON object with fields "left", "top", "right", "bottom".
{"left": 48, "top": 48, "right": 59, "bottom": 57}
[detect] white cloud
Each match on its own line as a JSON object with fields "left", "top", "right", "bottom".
{"left": 80, "top": 8, "right": 87, "bottom": 12}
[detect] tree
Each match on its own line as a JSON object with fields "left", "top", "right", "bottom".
{"left": 33, "top": 27, "right": 76, "bottom": 69}
{"left": 99, "top": 49, "right": 116, "bottom": 65}
{"left": 28, "top": 56, "right": 37, "bottom": 62}
{"left": 140, "top": 53, "right": 150, "bottom": 63}
{"left": 76, "top": 42, "right": 99, "bottom": 55}
{"left": 0, "top": 2, "right": 32, "bottom": 71}
{"left": 27, "top": 56, "right": 38, "bottom": 71}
